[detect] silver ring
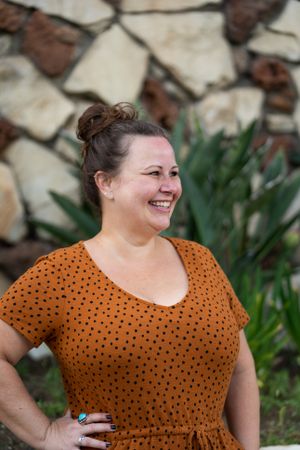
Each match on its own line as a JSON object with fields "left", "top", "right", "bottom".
{"left": 78, "top": 434, "right": 85, "bottom": 446}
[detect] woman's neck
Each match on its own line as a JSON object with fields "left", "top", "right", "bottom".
{"left": 93, "top": 228, "right": 161, "bottom": 260}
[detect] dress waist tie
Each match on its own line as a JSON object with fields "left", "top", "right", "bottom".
{"left": 110, "top": 421, "right": 221, "bottom": 447}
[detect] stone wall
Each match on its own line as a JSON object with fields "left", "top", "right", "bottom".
{"left": 1, "top": 0, "right": 300, "bottom": 287}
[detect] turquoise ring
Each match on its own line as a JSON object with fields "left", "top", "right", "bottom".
{"left": 78, "top": 413, "right": 88, "bottom": 424}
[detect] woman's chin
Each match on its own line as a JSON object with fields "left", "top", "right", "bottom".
{"left": 150, "top": 218, "right": 171, "bottom": 233}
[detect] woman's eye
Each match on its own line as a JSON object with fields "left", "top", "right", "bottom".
{"left": 171, "top": 171, "right": 179, "bottom": 177}
{"left": 149, "top": 171, "right": 160, "bottom": 176}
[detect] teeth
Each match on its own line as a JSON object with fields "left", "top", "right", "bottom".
{"left": 150, "top": 201, "right": 171, "bottom": 208}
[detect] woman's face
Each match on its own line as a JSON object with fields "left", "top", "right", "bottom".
{"left": 108, "top": 135, "right": 182, "bottom": 236}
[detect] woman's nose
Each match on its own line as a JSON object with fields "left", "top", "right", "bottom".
{"left": 160, "top": 177, "right": 179, "bottom": 193}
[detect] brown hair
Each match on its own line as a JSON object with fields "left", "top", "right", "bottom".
{"left": 77, "top": 102, "right": 169, "bottom": 208}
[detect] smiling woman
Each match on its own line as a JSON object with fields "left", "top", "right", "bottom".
{"left": 0, "top": 102, "right": 260, "bottom": 450}
{"left": 94, "top": 134, "right": 182, "bottom": 237}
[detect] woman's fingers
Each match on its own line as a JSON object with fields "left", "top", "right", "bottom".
{"left": 80, "top": 421, "right": 116, "bottom": 435}
{"left": 43, "top": 412, "right": 116, "bottom": 450}
{"left": 77, "top": 435, "right": 112, "bottom": 449}
{"left": 79, "top": 413, "right": 113, "bottom": 425}
{"left": 76, "top": 413, "right": 116, "bottom": 449}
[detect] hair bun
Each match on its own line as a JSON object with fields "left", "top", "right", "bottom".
{"left": 77, "top": 102, "right": 138, "bottom": 144}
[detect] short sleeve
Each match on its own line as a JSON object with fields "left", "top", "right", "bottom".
{"left": 205, "top": 247, "right": 250, "bottom": 330}
{"left": 0, "top": 255, "right": 65, "bottom": 347}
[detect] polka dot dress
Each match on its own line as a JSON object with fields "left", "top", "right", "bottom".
{"left": 0, "top": 237, "right": 249, "bottom": 449}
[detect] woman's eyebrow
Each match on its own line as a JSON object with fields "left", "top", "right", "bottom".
{"left": 143, "top": 164, "right": 179, "bottom": 170}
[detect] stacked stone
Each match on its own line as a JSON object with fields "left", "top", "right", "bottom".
{"left": 1, "top": 0, "right": 300, "bottom": 291}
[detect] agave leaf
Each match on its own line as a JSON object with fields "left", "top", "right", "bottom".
{"left": 68, "top": 166, "right": 81, "bottom": 179}
{"left": 244, "top": 177, "right": 282, "bottom": 218}
{"left": 280, "top": 277, "right": 300, "bottom": 351}
{"left": 221, "top": 121, "right": 257, "bottom": 186}
{"left": 170, "top": 109, "right": 186, "bottom": 163}
{"left": 180, "top": 168, "right": 214, "bottom": 246}
{"left": 253, "top": 210, "right": 300, "bottom": 263}
{"left": 232, "top": 211, "right": 300, "bottom": 273}
{"left": 266, "top": 171, "right": 300, "bottom": 232}
{"left": 263, "top": 151, "right": 287, "bottom": 184}
{"left": 30, "top": 219, "right": 81, "bottom": 245}
{"left": 187, "top": 130, "right": 224, "bottom": 182}
{"left": 49, "top": 191, "right": 99, "bottom": 237}
{"left": 183, "top": 135, "right": 205, "bottom": 172}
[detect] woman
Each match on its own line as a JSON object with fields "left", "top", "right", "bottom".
{"left": 0, "top": 102, "right": 259, "bottom": 449}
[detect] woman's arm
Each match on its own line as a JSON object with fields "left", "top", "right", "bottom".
{"left": 224, "top": 330, "right": 260, "bottom": 450}
{"left": 0, "top": 319, "right": 115, "bottom": 450}
{"left": 0, "top": 318, "right": 51, "bottom": 448}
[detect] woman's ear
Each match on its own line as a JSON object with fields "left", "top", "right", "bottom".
{"left": 94, "top": 171, "right": 114, "bottom": 199}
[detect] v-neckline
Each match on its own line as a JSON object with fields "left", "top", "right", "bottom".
{"left": 79, "top": 237, "right": 191, "bottom": 311}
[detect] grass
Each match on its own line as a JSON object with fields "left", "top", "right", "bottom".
{"left": 260, "top": 369, "right": 300, "bottom": 445}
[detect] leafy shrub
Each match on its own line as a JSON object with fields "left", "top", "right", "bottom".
{"left": 169, "top": 115, "right": 300, "bottom": 294}
{"left": 239, "top": 268, "right": 287, "bottom": 384}
{"left": 278, "top": 267, "right": 300, "bottom": 356}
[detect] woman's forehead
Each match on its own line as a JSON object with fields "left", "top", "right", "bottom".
{"left": 125, "top": 135, "right": 176, "bottom": 165}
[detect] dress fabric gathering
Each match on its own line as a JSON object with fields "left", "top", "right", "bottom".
{"left": 0, "top": 237, "right": 249, "bottom": 449}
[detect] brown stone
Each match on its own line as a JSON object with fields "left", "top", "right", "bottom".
{"left": 0, "top": 0, "right": 26, "bottom": 32}
{"left": 0, "top": 240, "right": 56, "bottom": 280}
{"left": 22, "top": 11, "right": 79, "bottom": 77}
{"left": 141, "top": 78, "right": 179, "bottom": 130}
{"left": 251, "top": 57, "right": 290, "bottom": 91}
{"left": 0, "top": 118, "right": 19, "bottom": 153}
{"left": 225, "top": 0, "right": 286, "bottom": 44}
{"left": 54, "top": 26, "right": 81, "bottom": 45}
{"left": 266, "top": 88, "right": 295, "bottom": 113}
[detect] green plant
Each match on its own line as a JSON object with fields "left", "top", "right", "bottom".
{"left": 37, "top": 365, "right": 66, "bottom": 417}
{"left": 33, "top": 191, "right": 99, "bottom": 244}
{"left": 168, "top": 115, "right": 300, "bottom": 294}
{"left": 16, "top": 357, "right": 66, "bottom": 418}
{"left": 238, "top": 268, "right": 287, "bottom": 385}
{"left": 260, "top": 370, "right": 300, "bottom": 445}
{"left": 279, "top": 269, "right": 300, "bottom": 355}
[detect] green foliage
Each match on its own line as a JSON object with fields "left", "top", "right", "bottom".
{"left": 16, "top": 357, "right": 66, "bottom": 418}
{"left": 32, "top": 191, "right": 99, "bottom": 245}
{"left": 37, "top": 365, "right": 66, "bottom": 417}
{"left": 260, "top": 370, "right": 300, "bottom": 445}
{"left": 278, "top": 268, "right": 300, "bottom": 355}
{"left": 168, "top": 115, "right": 300, "bottom": 292}
{"left": 238, "top": 268, "right": 286, "bottom": 385}
{"left": 166, "top": 113, "right": 300, "bottom": 365}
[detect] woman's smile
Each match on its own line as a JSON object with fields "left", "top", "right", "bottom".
{"left": 149, "top": 200, "right": 172, "bottom": 211}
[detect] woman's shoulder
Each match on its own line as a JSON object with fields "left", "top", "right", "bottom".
{"left": 33, "top": 241, "right": 83, "bottom": 271}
